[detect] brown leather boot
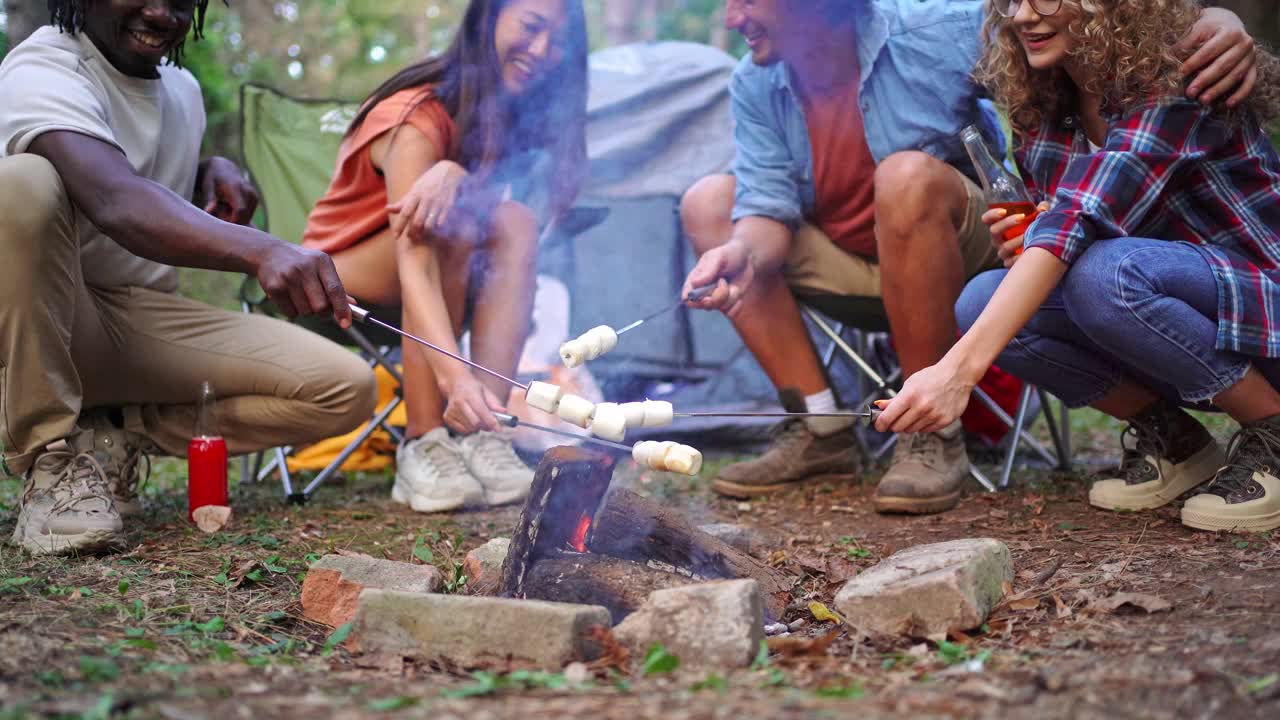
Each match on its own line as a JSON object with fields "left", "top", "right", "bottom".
{"left": 711, "top": 413, "right": 861, "bottom": 498}
{"left": 872, "top": 420, "right": 969, "bottom": 514}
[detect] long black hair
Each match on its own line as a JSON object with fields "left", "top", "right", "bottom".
{"left": 348, "top": 0, "right": 590, "bottom": 221}
{"left": 48, "top": 0, "right": 219, "bottom": 67}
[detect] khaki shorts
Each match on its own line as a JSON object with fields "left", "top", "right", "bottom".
{"left": 783, "top": 170, "right": 999, "bottom": 297}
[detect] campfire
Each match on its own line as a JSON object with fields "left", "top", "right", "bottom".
{"left": 497, "top": 447, "right": 793, "bottom": 623}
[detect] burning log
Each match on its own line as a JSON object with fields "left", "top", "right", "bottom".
{"left": 586, "top": 489, "right": 793, "bottom": 620}
{"left": 499, "top": 446, "right": 796, "bottom": 623}
{"left": 500, "top": 446, "right": 616, "bottom": 600}
{"left": 521, "top": 551, "right": 698, "bottom": 624}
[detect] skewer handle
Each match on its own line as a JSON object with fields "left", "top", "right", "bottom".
{"left": 350, "top": 304, "right": 371, "bottom": 323}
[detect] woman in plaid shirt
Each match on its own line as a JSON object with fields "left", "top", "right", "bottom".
{"left": 876, "top": 0, "right": 1280, "bottom": 533}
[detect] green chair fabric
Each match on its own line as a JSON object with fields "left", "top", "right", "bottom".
{"left": 237, "top": 84, "right": 403, "bottom": 347}
{"left": 239, "top": 83, "right": 358, "bottom": 245}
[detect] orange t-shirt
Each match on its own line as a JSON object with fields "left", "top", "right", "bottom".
{"left": 302, "top": 88, "right": 456, "bottom": 254}
{"left": 803, "top": 83, "right": 878, "bottom": 259}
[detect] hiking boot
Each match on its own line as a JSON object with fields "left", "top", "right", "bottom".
{"left": 82, "top": 411, "right": 152, "bottom": 517}
{"left": 458, "top": 429, "right": 535, "bottom": 507}
{"left": 1182, "top": 417, "right": 1280, "bottom": 532}
{"left": 710, "top": 418, "right": 860, "bottom": 498}
{"left": 392, "top": 427, "right": 484, "bottom": 513}
{"left": 11, "top": 429, "right": 123, "bottom": 556}
{"left": 1089, "top": 404, "right": 1223, "bottom": 511}
{"left": 873, "top": 421, "right": 968, "bottom": 514}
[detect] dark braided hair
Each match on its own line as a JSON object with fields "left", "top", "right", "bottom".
{"left": 47, "top": 0, "right": 220, "bottom": 67}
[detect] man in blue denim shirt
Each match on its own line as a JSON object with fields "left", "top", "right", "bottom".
{"left": 679, "top": 0, "right": 1258, "bottom": 514}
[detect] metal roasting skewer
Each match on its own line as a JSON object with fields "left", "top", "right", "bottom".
{"left": 349, "top": 304, "right": 529, "bottom": 391}
{"left": 616, "top": 284, "right": 718, "bottom": 336}
{"left": 492, "top": 412, "right": 633, "bottom": 453}
{"left": 675, "top": 409, "right": 883, "bottom": 424}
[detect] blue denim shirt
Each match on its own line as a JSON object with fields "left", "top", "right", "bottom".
{"left": 730, "top": 0, "right": 995, "bottom": 230}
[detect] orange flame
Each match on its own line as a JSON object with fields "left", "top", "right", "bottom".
{"left": 570, "top": 515, "right": 591, "bottom": 553}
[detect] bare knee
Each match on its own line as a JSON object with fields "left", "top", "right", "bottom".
{"left": 680, "top": 174, "right": 736, "bottom": 255}
{"left": 488, "top": 200, "right": 539, "bottom": 258}
{"left": 874, "top": 152, "right": 967, "bottom": 245}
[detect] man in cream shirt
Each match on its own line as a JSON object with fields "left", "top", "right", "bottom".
{"left": 0, "top": 0, "right": 376, "bottom": 555}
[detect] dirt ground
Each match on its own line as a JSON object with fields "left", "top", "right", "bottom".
{"left": 2, "top": 420, "right": 1279, "bottom": 720}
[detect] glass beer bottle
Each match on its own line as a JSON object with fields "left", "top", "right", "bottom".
{"left": 961, "top": 125, "right": 1038, "bottom": 255}
{"left": 188, "top": 380, "right": 228, "bottom": 521}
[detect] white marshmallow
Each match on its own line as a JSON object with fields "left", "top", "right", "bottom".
{"left": 664, "top": 444, "right": 703, "bottom": 476}
{"left": 525, "top": 381, "right": 563, "bottom": 414}
{"left": 619, "top": 402, "right": 647, "bottom": 427}
{"left": 648, "top": 441, "right": 678, "bottom": 470}
{"left": 641, "top": 400, "right": 675, "bottom": 427}
{"left": 588, "top": 325, "right": 619, "bottom": 355}
{"left": 589, "top": 403, "right": 627, "bottom": 442}
{"left": 559, "top": 339, "right": 587, "bottom": 369}
{"left": 580, "top": 330, "right": 604, "bottom": 359}
{"left": 556, "top": 394, "right": 596, "bottom": 428}
{"left": 632, "top": 441, "right": 661, "bottom": 466}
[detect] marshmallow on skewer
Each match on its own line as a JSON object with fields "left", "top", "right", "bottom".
{"left": 640, "top": 400, "right": 674, "bottom": 427}
{"left": 631, "top": 440, "right": 703, "bottom": 476}
{"left": 556, "top": 394, "right": 596, "bottom": 429}
{"left": 589, "top": 402, "right": 627, "bottom": 442}
{"left": 525, "top": 381, "right": 563, "bottom": 414}
{"left": 559, "top": 325, "right": 620, "bottom": 369}
{"left": 559, "top": 339, "right": 588, "bottom": 369}
{"left": 619, "top": 402, "right": 647, "bottom": 427}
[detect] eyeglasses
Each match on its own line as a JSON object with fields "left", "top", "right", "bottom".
{"left": 992, "top": 0, "right": 1063, "bottom": 18}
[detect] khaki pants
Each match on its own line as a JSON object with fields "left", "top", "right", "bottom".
{"left": 783, "top": 169, "right": 1000, "bottom": 296}
{"left": 0, "top": 154, "right": 377, "bottom": 476}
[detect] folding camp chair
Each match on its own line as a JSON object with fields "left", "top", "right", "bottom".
{"left": 796, "top": 293, "right": 1073, "bottom": 491}
{"left": 237, "top": 83, "right": 406, "bottom": 504}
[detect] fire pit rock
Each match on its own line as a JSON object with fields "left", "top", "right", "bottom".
{"left": 463, "top": 538, "right": 511, "bottom": 594}
{"left": 613, "top": 579, "right": 765, "bottom": 669}
{"left": 301, "top": 554, "right": 442, "bottom": 627}
{"left": 351, "top": 590, "right": 611, "bottom": 669}
{"left": 833, "top": 538, "right": 1012, "bottom": 641}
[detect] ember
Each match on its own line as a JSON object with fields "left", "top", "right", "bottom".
{"left": 570, "top": 515, "right": 591, "bottom": 552}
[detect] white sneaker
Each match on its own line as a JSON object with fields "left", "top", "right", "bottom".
{"left": 12, "top": 430, "right": 123, "bottom": 556}
{"left": 458, "top": 430, "right": 535, "bottom": 506}
{"left": 392, "top": 428, "right": 484, "bottom": 513}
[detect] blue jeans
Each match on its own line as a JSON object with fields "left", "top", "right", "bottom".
{"left": 955, "top": 238, "right": 1280, "bottom": 409}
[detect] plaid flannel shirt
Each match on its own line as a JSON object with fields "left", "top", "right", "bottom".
{"left": 1019, "top": 96, "right": 1280, "bottom": 357}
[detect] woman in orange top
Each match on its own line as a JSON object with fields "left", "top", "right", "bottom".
{"left": 303, "top": 0, "right": 588, "bottom": 513}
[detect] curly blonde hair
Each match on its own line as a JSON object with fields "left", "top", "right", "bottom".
{"left": 974, "top": 0, "right": 1280, "bottom": 138}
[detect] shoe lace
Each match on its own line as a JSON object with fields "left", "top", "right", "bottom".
{"left": 1203, "top": 424, "right": 1280, "bottom": 499}
{"left": 417, "top": 437, "right": 470, "bottom": 480}
{"left": 894, "top": 431, "right": 943, "bottom": 467}
{"left": 27, "top": 446, "right": 112, "bottom": 514}
{"left": 116, "top": 445, "right": 151, "bottom": 501}
{"left": 1117, "top": 422, "right": 1166, "bottom": 485}
{"left": 471, "top": 433, "right": 527, "bottom": 472}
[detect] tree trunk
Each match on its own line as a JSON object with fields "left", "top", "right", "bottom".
{"left": 4, "top": 0, "right": 48, "bottom": 50}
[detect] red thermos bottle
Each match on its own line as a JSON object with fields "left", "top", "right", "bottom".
{"left": 188, "top": 381, "right": 228, "bottom": 521}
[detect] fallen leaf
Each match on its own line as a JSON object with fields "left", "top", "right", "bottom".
{"left": 768, "top": 629, "right": 839, "bottom": 658}
{"left": 193, "top": 505, "right": 232, "bottom": 533}
{"left": 809, "top": 601, "right": 845, "bottom": 625}
{"left": 1053, "top": 594, "right": 1073, "bottom": 619}
{"left": 584, "top": 625, "right": 629, "bottom": 672}
{"left": 1009, "top": 597, "right": 1042, "bottom": 611}
{"left": 1091, "top": 592, "right": 1173, "bottom": 614}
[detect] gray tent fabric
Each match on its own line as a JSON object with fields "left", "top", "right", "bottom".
{"left": 585, "top": 42, "right": 737, "bottom": 199}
